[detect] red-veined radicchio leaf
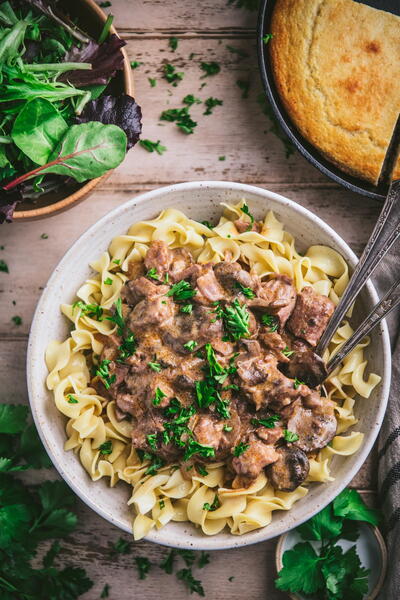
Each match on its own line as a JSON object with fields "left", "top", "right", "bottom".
{"left": 60, "top": 34, "right": 126, "bottom": 87}
{"left": 76, "top": 95, "right": 142, "bottom": 149}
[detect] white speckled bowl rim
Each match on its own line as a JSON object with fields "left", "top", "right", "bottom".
{"left": 27, "top": 181, "right": 391, "bottom": 550}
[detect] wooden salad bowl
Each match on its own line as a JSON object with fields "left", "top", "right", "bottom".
{"left": 14, "top": 0, "right": 134, "bottom": 221}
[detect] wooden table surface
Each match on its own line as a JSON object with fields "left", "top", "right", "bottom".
{"left": 0, "top": 1, "right": 382, "bottom": 598}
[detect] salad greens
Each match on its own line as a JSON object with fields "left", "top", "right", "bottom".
{"left": 0, "top": 0, "right": 142, "bottom": 223}
{"left": 275, "top": 489, "right": 380, "bottom": 599}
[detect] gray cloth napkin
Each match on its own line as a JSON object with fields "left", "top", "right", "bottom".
{"left": 375, "top": 251, "right": 400, "bottom": 598}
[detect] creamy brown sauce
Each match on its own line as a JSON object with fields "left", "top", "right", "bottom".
{"left": 93, "top": 240, "right": 336, "bottom": 492}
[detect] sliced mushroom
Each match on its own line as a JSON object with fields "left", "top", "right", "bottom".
{"left": 267, "top": 446, "right": 309, "bottom": 492}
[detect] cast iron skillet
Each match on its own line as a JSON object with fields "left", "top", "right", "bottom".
{"left": 257, "top": 0, "right": 399, "bottom": 202}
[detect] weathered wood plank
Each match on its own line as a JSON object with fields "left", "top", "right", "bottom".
{"left": 0, "top": 185, "right": 379, "bottom": 336}
{"left": 110, "top": 0, "right": 257, "bottom": 32}
{"left": 109, "top": 35, "right": 332, "bottom": 185}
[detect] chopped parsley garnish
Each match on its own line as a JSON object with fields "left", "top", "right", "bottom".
{"left": 262, "top": 33, "right": 273, "bottom": 44}
{"left": 67, "top": 394, "right": 78, "bottom": 404}
{"left": 160, "top": 107, "right": 197, "bottom": 135}
{"left": 95, "top": 359, "right": 116, "bottom": 390}
{"left": 99, "top": 1, "right": 112, "bottom": 7}
{"left": 148, "top": 361, "right": 162, "bottom": 372}
{"left": 164, "top": 273, "right": 169, "bottom": 283}
{"left": 233, "top": 442, "right": 249, "bottom": 457}
{"left": 134, "top": 556, "right": 151, "bottom": 579}
{"left": 183, "top": 440, "right": 215, "bottom": 461}
{"left": 148, "top": 77, "right": 157, "bottom": 87}
{"left": 282, "top": 346, "right": 295, "bottom": 358}
{"left": 0, "top": 259, "right": 9, "bottom": 273}
{"left": 103, "top": 277, "right": 113, "bottom": 285}
{"left": 203, "top": 494, "right": 220, "bottom": 511}
{"left": 167, "top": 279, "right": 197, "bottom": 301}
{"left": 145, "top": 454, "right": 165, "bottom": 475}
{"left": 223, "top": 424, "right": 233, "bottom": 432}
{"left": 261, "top": 313, "right": 279, "bottom": 332}
{"left": 228, "top": 576, "right": 235, "bottom": 582}
{"left": 219, "top": 298, "right": 250, "bottom": 340}
{"left": 100, "top": 583, "right": 110, "bottom": 598}
{"left": 293, "top": 377, "right": 305, "bottom": 390}
{"left": 159, "top": 499, "right": 165, "bottom": 509}
{"left": 236, "top": 79, "right": 250, "bottom": 98}
{"left": 139, "top": 139, "right": 167, "bottom": 154}
{"left": 160, "top": 549, "right": 176, "bottom": 574}
{"left": 183, "top": 340, "right": 198, "bottom": 351}
{"left": 240, "top": 202, "right": 254, "bottom": 229}
{"left": 147, "top": 434, "right": 158, "bottom": 450}
{"left": 218, "top": 156, "right": 226, "bottom": 161}
{"left": 200, "top": 61, "right": 220, "bottom": 77}
{"left": 251, "top": 415, "right": 280, "bottom": 428}
{"left": 180, "top": 303, "right": 193, "bottom": 314}
{"left": 113, "top": 259, "right": 121, "bottom": 265}
{"left": 130, "top": 60, "right": 141, "bottom": 69}
{"left": 106, "top": 298, "right": 125, "bottom": 335}
{"left": 40, "top": 233, "right": 48, "bottom": 239}
{"left": 169, "top": 36, "right": 178, "bottom": 51}
{"left": 177, "top": 569, "right": 205, "bottom": 596}
{"left": 152, "top": 387, "right": 167, "bottom": 406}
{"left": 196, "top": 465, "right": 209, "bottom": 476}
{"left": 163, "top": 397, "right": 182, "bottom": 417}
{"left": 183, "top": 94, "right": 202, "bottom": 105}
{"left": 234, "top": 282, "right": 255, "bottom": 298}
{"left": 72, "top": 301, "right": 103, "bottom": 321}
{"left": 284, "top": 429, "right": 299, "bottom": 443}
{"left": 110, "top": 537, "right": 132, "bottom": 555}
{"left": 117, "top": 332, "right": 137, "bottom": 362}
{"left": 203, "top": 97, "right": 223, "bottom": 115}
{"left": 11, "top": 315, "right": 22, "bottom": 326}
{"left": 201, "top": 220, "right": 214, "bottom": 229}
{"left": 198, "top": 551, "right": 210, "bottom": 568}
{"left": 99, "top": 441, "right": 113, "bottom": 455}
{"left": 146, "top": 267, "right": 159, "bottom": 280}
{"left": 163, "top": 63, "right": 184, "bottom": 86}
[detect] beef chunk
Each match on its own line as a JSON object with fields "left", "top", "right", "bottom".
{"left": 161, "top": 304, "right": 223, "bottom": 353}
{"left": 234, "top": 219, "right": 261, "bottom": 233}
{"left": 284, "top": 345, "right": 328, "bottom": 388}
{"left": 286, "top": 399, "right": 337, "bottom": 452}
{"left": 194, "top": 415, "right": 224, "bottom": 450}
{"left": 121, "top": 277, "right": 168, "bottom": 306}
{"left": 128, "top": 295, "right": 174, "bottom": 329}
{"left": 213, "top": 262, "right": 256, "bottom": 297}
{"left": 195, "top": 265, "right": 225, "bottom": 303}
{"left": 287, "top": 286, "right": 335, "bottom": 346}
{"left": 267, "top": 446, "right": 309, "bottom": 492}
{"left": 144, "top": 240, "right": 173, "bottom": 278}
{"left": 232, "top": 437, "right": 279, "bottom": 483}
{"left": 256, "top": 425, "right": 283, "bottom": 445}
{"left": 169, "top": 248, "right": 194, "bottom": 278}
{"left": 258, "top": 274, "right": 297, "bottom": 328}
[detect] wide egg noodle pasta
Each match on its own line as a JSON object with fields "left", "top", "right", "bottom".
{"left": 45, "top": 200, "right": 381, "bottom": 540}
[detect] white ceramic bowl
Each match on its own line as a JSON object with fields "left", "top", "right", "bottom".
{"left": 27, "top": 181, "right": 391, "bottom": 550}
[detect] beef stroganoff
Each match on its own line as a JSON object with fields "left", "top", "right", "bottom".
{"left": 45, "top": 201, "right": 381, "bottom": 539}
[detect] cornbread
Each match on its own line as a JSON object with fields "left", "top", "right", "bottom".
{"left": 270, "top": 0, "right": 400, "bottom": 184}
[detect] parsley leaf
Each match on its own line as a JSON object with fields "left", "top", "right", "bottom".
{"left": 183, "top": 340, "right": 198, "bottom": 351}
{"left": 283, "top": 429, "right": 299, "bottom": 443}
{"left": 176, "top": 568, "right": 205, "bottom": 596}
{"left": 275, "top": 542, "right": 324, "bottom": 595}
{"left": 293, "top": 377, "right": 305, "bottom": 390}
{"left": 164, "top": 63, "right": 184, "bottom": 86}
{"left": 220, "top": 298, "right": 250, "bottom": 340}
{"left": 146, "top": 267, "right": 159, "bottom": 280}
{"left": 148, "top": 361, "right": 162, "bottom": 372}
{"left": 105, "top": 298, "right": 125, "bottom": 335}
{"left": 297, "top": 503, "right": 343, "bottom": 541}
{"left": 101, "top": 583, "right": 110, "bottom": 597}
{"left": 203, "top": 494, "right": 220, "bottom": 512}
{"left": 12, "top": 315, "right": 22, "bottom": 326}
{"left": 203, "top": 97, "right": 223, "bottom": 115}
{"left": 160, "top": 549, "right": 176, "bottom": 574}
{"left": 251, "top": 415, "right": 280, "bottom": 428}
{"left": 95, "top": 359, "right": 116, "bottom": 390}
{"left": 282, "top": 346, "right": 295, "bottom": 357}
{"left": 236, "top": 79, "right": 250, "bottom": 99}
{"left": 152, "top": 387, "right": 167, "bottom": 406}
{"left": 169, "top": 36, "right": 178, "bottom": 51}
{"left": 234, "top": 281, "right": 255, "bottom": 298}
{"left": 134, "top": 556, "right": 151, "bottom": 579}
{"left": 198, "top": 551, "right": 210, "bottom": 568}
{"left": 160, "top": 107, "right": 197, "bottom": 135}
{"left": 0, "top": 404, "right": 28, "bottom": 434}
{"left": 180, "top": 303, "right": 193, "bottom": 314}
{"left": 240, "top": 202, "right": 254, "bottom": 228}
{"left": 261, "top": 313, "right": 279, "bottom": 331}
{"left": 183, "top": 440, "right": 215, "bottom": 461}
{"left": 183, "top": 94, "right": 202, "bottom": 105}
{"left": 200, "top": 61, "right": 220, "bottom": 77}
{"left": 233, "top": 442, "right": 249, "bottom": 457}
{"left": 0, "top": 259, "right": 9, "bottom": 273}
{"left": 262, "top": 33, "right": 273, "bottom": 44}
{"left": 167, "top": 280, "right": 197, "bottom": 301}
{"left": 333, "top": 489, "right": 380, "bottom": 526}
{"left": 140, "top": 139, "right": 167, "bottom": 154}
{"left": 99, "top": 441, "right": 113, "bottom": 455}
{"left": 110, "top": 537, "right": 132, "bottom": 555}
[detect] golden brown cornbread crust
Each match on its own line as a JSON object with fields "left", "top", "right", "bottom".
{"left": 270, "top": 0, "right": 400, "bottom": 184}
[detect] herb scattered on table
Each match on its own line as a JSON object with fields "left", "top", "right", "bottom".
{"left": 130, "top": 60, "right": 141, "bottom": 69}
{"left": 203, "top": 97, "right": 223, "bottom": 115}
{"left": 236, "top": 79, "right": 250, "bottom": 99}
{"left": 218, "top": 155, "right": 226, "bottom": 161}
{"left": 140, "top": 139, "right": 167, "bottom": 155}
{"left": 183, "top": 94, "right": 202, "bottom": 105}
{"left": 148, "top": 77, "right": 157, "bottom": 87}
{"left": 110, "top": 537, "right": 133, "bottom": 556}
{"left": 100, "top": 583, "right": 110, "bottom": 598}
{"left": 134, "top": 556, "right": 151, "bottom": 580}
{"left": 226, "top": 45, "right": 249, "bottom": 59}
{"left": 0, "top": 259, "right": 9, "bottom": 273}
{"left": 40, "top": 233, "right": 49, "bottom": 239}
{"left": 160, "top": 107, "right": 197, "bottom": 135}
{"left": 227, "top": 0, "right": 259, "bottom": 10}
{"left": 11, "top": 315, "right": 22, "bottom": 326}
{"left": 169, "top": 37, "right": 178, "bottom": 51}
{"left": 163, "top": 63, "right": 184, "bottom": 86}
{"left": 200, "top": 61, "right": 221, "bottom": 77}
{"left": 275, "top": 488, "right": 380, "bottom": 599}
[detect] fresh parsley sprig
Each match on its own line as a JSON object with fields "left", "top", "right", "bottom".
{"left": 275, "top": 489, "right": 380, "bottom": 599}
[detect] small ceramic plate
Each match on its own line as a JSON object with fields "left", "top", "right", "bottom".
{"left": 276, "top": 523, "right": 388, "bottom": 600}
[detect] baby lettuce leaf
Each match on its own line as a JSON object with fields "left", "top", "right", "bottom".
{"left": 61, "top": 34, "right": 126, "bottom": 87}
{"left": 12, "top": 98, "right": 68, "bottom": 165}
{"left": 4, "top": 121, "right": 127, "bottom": 189}
{"left": 77, "top": 94, "right": 142, "bottom": 149}
{"left": 23, "top": 0, "right": 90, "bottom": 43}
{"left": 0, "top": 19, "right": 28, "bottom": 64}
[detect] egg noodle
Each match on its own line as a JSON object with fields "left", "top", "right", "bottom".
{"left": 45, "top": 201, "right": 381, "bottom": 539}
